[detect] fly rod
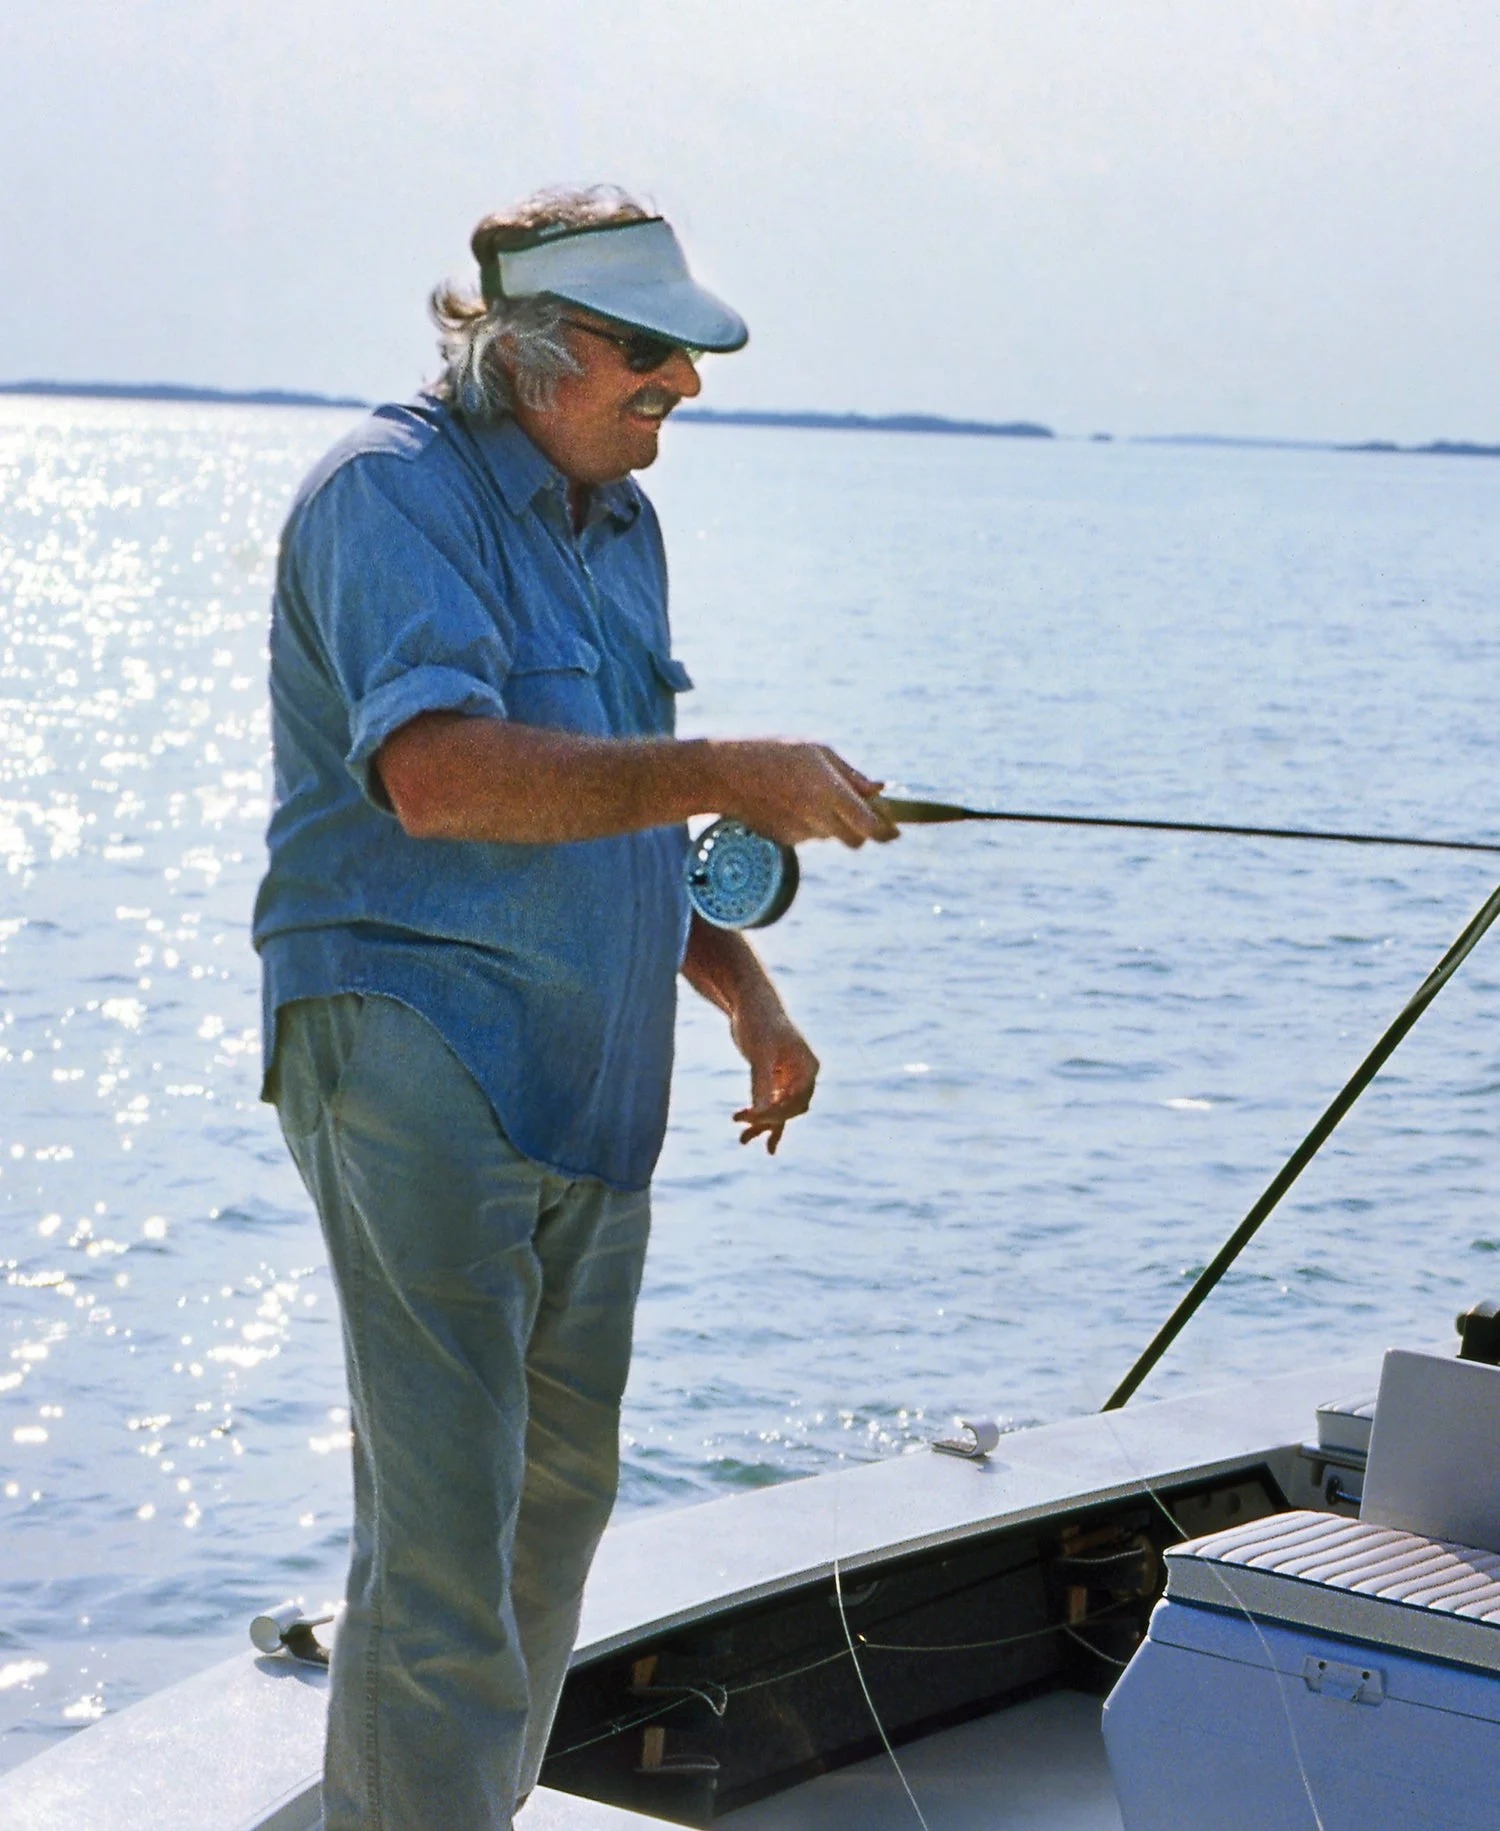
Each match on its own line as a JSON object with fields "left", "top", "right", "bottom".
{"left": 874, "top": 797, "right": 1500, "bottom": 858}
{"left": 685, "top": 796, "right": 1500, "bottom": 930}
{"left": 1102, "top": 879, "right": 1500, "bottom": 1410}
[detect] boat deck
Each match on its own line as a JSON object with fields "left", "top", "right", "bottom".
{"left": 726, "top": 1690, "right": 1121, "bottom": 1830}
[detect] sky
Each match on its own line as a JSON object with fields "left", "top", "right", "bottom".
{"left": 3, "top": 0, "right": 1497, "bottom": 442}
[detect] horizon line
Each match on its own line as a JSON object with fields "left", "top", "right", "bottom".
{"left": 1, "top": 379, "right": 1496, "bottom": 459}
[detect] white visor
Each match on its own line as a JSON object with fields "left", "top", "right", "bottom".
{"left": 492, "top": 218, "right": 748, "bottom": 354}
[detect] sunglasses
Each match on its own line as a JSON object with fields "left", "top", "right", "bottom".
{"left": 561, "top": 317, "right": 700, "bottom": 374}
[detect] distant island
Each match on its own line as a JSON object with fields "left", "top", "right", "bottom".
{"left": 674, "top": 407, "right": 1054, "bottom": 439}
{"left": 1, "top": 381, "right": 1494, "bottom": 456}
{"left": 0, "top": 379, "right": 369, "bottom": 409}
{"left": 1339, "top": 437, "right": 1500, "bottom": 459}
{"left": 1136, "top": 432, "right": 1329, "bottom": 451}
{"left": 1140, "top": 430, "right": 1500, "bottom": 459}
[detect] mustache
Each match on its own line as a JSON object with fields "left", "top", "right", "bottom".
{"left": 624, "top": 385, "right": 681, "bottom": 416}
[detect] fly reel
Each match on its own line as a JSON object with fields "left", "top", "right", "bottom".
{"left": 686, "top": 818, "right": 800, "bottom": 930}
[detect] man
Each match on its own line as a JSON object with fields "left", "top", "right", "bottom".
{"left": 253, "top": 185, "right": 896, "bottom": 1830}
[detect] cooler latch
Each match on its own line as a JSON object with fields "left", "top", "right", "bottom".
{"left": 1302, "top": 1655, "right": 1384, "bottom": 1705}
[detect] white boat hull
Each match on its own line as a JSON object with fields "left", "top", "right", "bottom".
{"left": 0, "top": 1357, "right": 1373, "bottom": 1829}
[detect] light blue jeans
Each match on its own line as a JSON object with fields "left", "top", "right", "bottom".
{"left": 271, "top": 994, "right": 651, "bottom": 1831}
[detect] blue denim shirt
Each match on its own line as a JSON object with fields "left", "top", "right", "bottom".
{"left": 253, "top": 398, "right": 694, "bottom": 1191}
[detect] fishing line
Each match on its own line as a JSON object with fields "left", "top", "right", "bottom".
{"left": 1104, "top": 878, "right": 1500, "bottom": 1410}
{"left": 547, "top": 1602, "right": 1139, "bottom": 1763}
{"left": 857, "top": 1599, "right": 1132, "bottom": 1657}
{"left": 720, "top": 1646, "right": 853, "bottom": 1699}
{"left": 1097, "top": 1414, "right": 1329, "bottom": 1831}
{"left": 1061, "top": 1625, "right": 1130, "bottom": 1668}
{"left": 832, "top": 1480, "right": 933, "bottom": 1831}
{"left": 686, "top": 797, "right": 1500, "bottom": 930}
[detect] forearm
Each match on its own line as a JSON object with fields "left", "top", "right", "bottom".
{"left": 681, "top": 914, "right": 787, "bottom": 1028}
{"left": 378, "top": 713, "right": 722, "bottom": 844}
{"left": 683, "top": 913, "right": 819, "bottom": 1152}
{"left": 378, "top": 709, "right": 900, "bottom": 849}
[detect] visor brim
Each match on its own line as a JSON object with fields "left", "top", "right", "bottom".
{"left": 547, "top": 278, "right": 748, "bottom": 354}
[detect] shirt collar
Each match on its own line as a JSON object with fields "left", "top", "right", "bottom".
{"left": 591, "top": 475, "right": 643, "bottom": 530}
{"left": 468, "top": 413, "right": 558, "bottom": 518}
{"left": 467, "top": 412, "right": 642, "bottom": 530}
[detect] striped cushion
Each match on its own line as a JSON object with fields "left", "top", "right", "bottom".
{"left": 1315, "top": 1393, "right": 1377, "bottom": 1457}
{"left": 1165, "top": 1509, "right": 1500, "bottom": 1675}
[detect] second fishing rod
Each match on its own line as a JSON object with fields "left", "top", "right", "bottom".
{"left": 685, "top": 794, "right": 1500, "bottom": 930}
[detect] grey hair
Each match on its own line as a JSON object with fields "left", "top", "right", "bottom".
{"left": 429, "top": 185, "right": 652, "bottom": 422}
{"left": 429, "top": 292, "right": 578, "bottom": 420}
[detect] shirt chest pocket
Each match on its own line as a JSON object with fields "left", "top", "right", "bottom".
{"left": 650, "top": 653, "right": 693, "bottom": 695}
{"left": 645, "top": 650, "right": 693, "bottom": 736}
{"left": 504, "top": 631, "right": 609, "bottom": 735}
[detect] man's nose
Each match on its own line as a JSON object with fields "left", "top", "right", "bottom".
{"left": 664, "top": 350, "right": 702, "bottom": 398}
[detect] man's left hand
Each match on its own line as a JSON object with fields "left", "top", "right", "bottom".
{"left": 731, "top": 1008, "right": 820, "bottom": 1154}
{"left": 680, "top": 915, "right": 820, "bottom": 1154}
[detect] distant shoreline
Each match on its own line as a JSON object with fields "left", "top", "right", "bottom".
{"left": 1, "top": 380, "right": 1495, "bottom": 457}
{"left": 0, "top": 381, "right": 1054, "bottom": 439}
{"left": 0, "top": 379, "right": 369, "bottom": 410}
{"left": 673, "top": 407, "right": 1054, "bottom": 439}
{"left": 1142, "top": 431, "right": 1500, "bottom": 460}
{"left": 1337, "top": 438, "right": 1500, "bottom": 460}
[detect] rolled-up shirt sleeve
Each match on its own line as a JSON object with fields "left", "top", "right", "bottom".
{"left": 285, "top": 457, "right": 515, "bottom": 808}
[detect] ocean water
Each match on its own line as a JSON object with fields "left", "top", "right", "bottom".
{"left": 2, "top": 395, "right": 1499, "bottom": 1768}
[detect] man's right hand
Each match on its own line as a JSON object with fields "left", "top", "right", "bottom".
{"left": 705, "top": 740, "right": 900, "bottom": 848}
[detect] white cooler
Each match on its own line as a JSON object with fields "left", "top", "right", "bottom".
{"left": 1104, "top": 1349, "right": 1500, "bottom": 1831}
